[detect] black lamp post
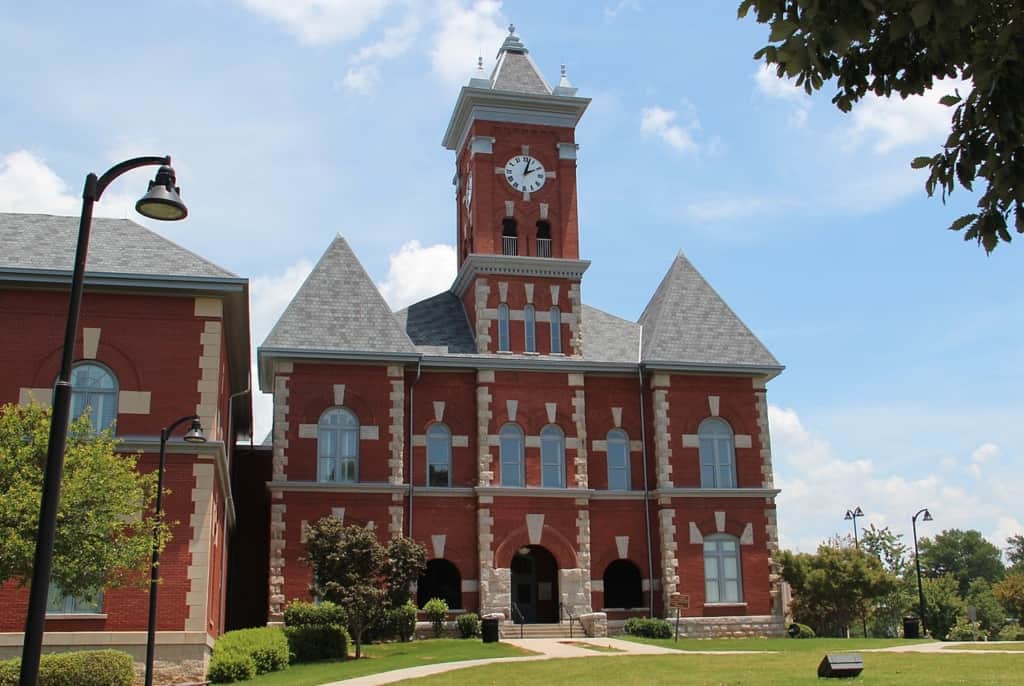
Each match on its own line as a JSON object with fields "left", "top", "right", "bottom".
{"left": 912, "top": 507, "right": 933, "bottom": 637}
{"left": 844, "top": 506, "right": 864, "bottom": 546}
{"left": 19, "top": 156, "right": 186, "bottom": 686}
{"left": 145, "top": 415, "right": 206, "bottom": 686}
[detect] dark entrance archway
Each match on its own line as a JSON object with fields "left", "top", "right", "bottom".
{"left": 603, "top": 559, "right": 643, "bottom": 609}
{"left": 510, "top": 545, "right": 558, "bottom": 623}
{"left": 417, "top": 559, "right": 462, "bottom": 610}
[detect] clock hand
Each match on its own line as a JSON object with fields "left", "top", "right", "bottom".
{"left": 522, "top": 160, "right": 533, "bottom": 176}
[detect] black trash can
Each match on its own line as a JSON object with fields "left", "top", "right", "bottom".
{"left": 481, "top": 617, "right": 500, "bottom": 643}
{"left": 903, "top": 616, "right": 920, "bottom": 639}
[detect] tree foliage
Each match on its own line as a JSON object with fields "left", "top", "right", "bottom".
{"left": 922, "top": 574, "right": 964, "bottom": 639}
{"left": 1007, "top": 534, "right": 1024, "bottom": 570}
{"left": 0, "top": 402, "right": 168, "bottom": 598}
{"left": 861, "top": 525, "right": 915, "bottom": 636}
{"left": 780, "top": 543, "right": 898, "bottom": 637}
{"left": 965, "top": 577, "right": 1006, "bottom": 639}
{"left": 739, "top": 0, "right": 1024, "bottom": 252}
{"left": 918, "top": 528, "right": 1005, "bottom": 596}
{"left": 302, "top": 518, "right": 425, "bottom": 658}
{"left": 993, "top": 572, "right": 1024, "bottom": 620}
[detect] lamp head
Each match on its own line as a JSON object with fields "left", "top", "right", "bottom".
{"left": 853, "top": 506, "right": 864, "bottom": 517}
{"left": 183, "top": 419, "right": 206, "bottom": 444}
{"left": 844, "top": 510, "right": 853, "bottom": 520}
{"left": 922, "top": 509, "right": 933, "bottom": 522}
{"left": 136, "top": 165, "right": 188, "bottom": 221}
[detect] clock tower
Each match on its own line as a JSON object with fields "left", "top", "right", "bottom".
{"left": 442, "top": 26, "right": 592, "bottom": 356}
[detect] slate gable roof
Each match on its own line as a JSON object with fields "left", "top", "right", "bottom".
{"left": 639, "top": 251, "right": 779, "bottom": 369}
{"left": 261, "top": 235, "right": 416, "bottom": 356}
{"left": 491, "top": 51, "right": 551, "bottom": 95}
{"left": 395, "top": 291, "right": 477, "bottom": 354}
{"left": 0, "top": 212, "right": 235, "bottom": 279}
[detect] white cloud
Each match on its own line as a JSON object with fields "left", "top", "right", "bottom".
{"left": 339, "top": 14, "right": 420, "bottom": 92}
{"left": 684, "top": 193, "right": 797, "bottom": 224}
{"left": 754, "top": 63, "right": 811, "bottom": 128}
{"left": 0, "top": 150, "right": 135, "bottom": 218}
{"left": 239, "top": 0, "right": 393, "bottom": 45}
{"left": 376, "top": 240, "right": 456, "bottom": 309}
{"left": 848, "top": 78, "right": 965, "bottom": 154}
{"left": 341, "top": 64, "right": 380, "bottom": 92}
{"left": 604, "top": 0, "right": 641, "bottom": 20}
{"left": 431, "top": 0, "right": 506, "bottom": 85}
{"left": 640, "top": 105, "right": 700, "bottom": 155}
{"left": 971, "top": 442, "right": 1000, "bottom": 464}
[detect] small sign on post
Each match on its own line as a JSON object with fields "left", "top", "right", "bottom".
{"left": 669, "top": 593, "right": 689, "bottom": 642}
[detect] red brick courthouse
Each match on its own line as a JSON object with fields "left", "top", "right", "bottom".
{"left": 259, "top": 29, "right": 786, "bottom": 637}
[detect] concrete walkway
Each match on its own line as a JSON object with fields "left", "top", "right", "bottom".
{"left": 319, "top": 637, "right": 769, "bottom": 686}
{"left": 864, "top": 640, "right": 1024, "bottom": 655}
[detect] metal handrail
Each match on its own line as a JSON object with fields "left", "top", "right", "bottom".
{"left": 511, "top": 601, "right": 525, "bottom": 638}
{"left": 559, "top": 602, "right": 581, "bottom": 639}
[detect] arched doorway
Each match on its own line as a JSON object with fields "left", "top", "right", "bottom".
{"left": 603, "top": 559, "right": 643, "bottom": 609}
{"left": 510, "top": 545, "right": 558, "bottom": 623}
{"left": 417, "top": 559, "right": 462, "bottom": 609}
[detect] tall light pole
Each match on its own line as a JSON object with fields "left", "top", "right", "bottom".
{"left": 145, "top": 416, "right": 206, "bottom": 686}
{"left": 20, "top": 157, "right": 187, "bottom": 686}
{"left": 844, "top": 506, "right": 864, "bottom": 547}
{"left": 912, "top": 508, "right": 933, "bottom": 637}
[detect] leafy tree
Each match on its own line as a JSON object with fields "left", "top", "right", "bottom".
{"left": 965, "top": 578, "right": 1006, "bottom": 639}
{"left": 1007, "top": 534, "right": 1024, "bottom": 570}
{"left": 302, "top": 518, "right": 426, "bottom": 658}
{"left": 922, "top": 574, "right": 964, "bottom": 640}
{"left": 0, "top": 402, "right": 168, "bottom": 597}
{"left": 861, "top": 525, "right": 915, "bottom": 636}
{"left": 993, "top": 572, "right": 1024, "bottom": 620}
{"left": 780, "top": 543, "right": 898, "bottom": 637}
{"left": 739, "top": 0, "right": 1024, "bottom": 252}
{"left": 918, "top": 529, "right": 1005, "bottom": 596}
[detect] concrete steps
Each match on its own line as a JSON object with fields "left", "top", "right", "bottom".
{"left": 499, "top": 622, "right": 583, "bottom": 639}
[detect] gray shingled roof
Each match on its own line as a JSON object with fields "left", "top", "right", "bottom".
{"left": 395, "top": 292, "right": 477, "bottom": 354}
{"left": 639, "top": 252, "right": 780, "bottom": 368}
{"left": 491, "top": 51, "right": 551, "bottom": 95}
{"left": 0, "top": 213, "right": 235, "bottom": 278}
{"left": 261, "top": 235, "right": 416, "bottom": 355}
{"left": 580, "top": 305, "right": 641, "bottom": 363}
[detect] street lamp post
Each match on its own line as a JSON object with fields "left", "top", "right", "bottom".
{"left": 912, "top": 508, "right": 933, "bottom": 637}
{"left": 145, "top": 416, "right": 206, "bottom": 686}
{"left": 844, "top": 506, "right": 864, "bottom": 547}
{"left": 19, "top": 157, "right": 187, "bottom": 686}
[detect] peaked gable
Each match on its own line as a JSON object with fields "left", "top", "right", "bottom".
{"left": 260, "top": 235, "right": 416, "bottom": 356}
{"left": 639, "top": 252, "right": 780, "bottom": 370}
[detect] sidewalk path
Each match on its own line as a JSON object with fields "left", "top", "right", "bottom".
{"left": 865, "top": 641, "right": 1024, "bottom": 655}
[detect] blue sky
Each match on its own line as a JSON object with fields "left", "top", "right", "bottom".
{"left": 2, "top": 1, "right": 1020, "bottom": 558}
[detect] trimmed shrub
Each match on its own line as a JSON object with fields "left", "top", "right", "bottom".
{"left": 997, "top": 622, "right": 1024, "bottom": 641}
{"left": 284, "top": 600, "right": 347, "bottom": 628}
{"left": 285, "top": 624, "right": 350, "bottom": 663}
{"left": 623, "top": 617, "right": 673, "bottom": 639}
{"left": 788, "top": 622, "right": 816, "bottom": 639}
{"left": 207, "top": 652, "right": 256, "bottom": 684}
{"left": 457, "top": 612, "right": 481, "bottom": 638}
{"left": 423, "top": 597, "right": 449, "bottom": 637}
{"left": 392, "top": 602, "right": 418, "bottom": 642}
{"left": 947, "top": 617, "right": 986, "bottom": 641}
{"left": 0, "top": 650, "right": 134, "bottom": 686}
{"left": 208, "top": 627, "right": 288, "bottom": 682}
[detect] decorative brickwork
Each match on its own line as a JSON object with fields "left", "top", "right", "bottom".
{"left": 474, "top": 279, "right": 491, "bottom": 352}
{"left": 272, "top": 362, "right": 292, "bottom": 480}
{"left": 651, "top": 374, "right": 672, "bottom": 489}
{"left": 268, "top": 501, "right": 287, "bottom": 620}
{"left": 658, "top": 508, "right": 678, "bottom": 610}
{"left": 387, "top": 365, "right": 405, "bottom": 485}
{"left": 571, "top": 388, "right": 588, "bottom": 488}
{"left": 476, "top": 372, "right": 495, "bottom": 486}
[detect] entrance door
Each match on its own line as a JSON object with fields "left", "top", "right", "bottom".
{"left": 510, "top": 545, "right": 559, "bottom": 623}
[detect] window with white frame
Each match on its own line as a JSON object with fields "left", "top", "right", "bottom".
{"left": 698, "top": 417, "right": 736, "bottom": 488}
{"left": 318, "top": 407, "right": 359, "bottom": 483}
{"left": 524, "top": 304, "right": 536, "bottom": 352}
{"left": 69, "top": 362, "right": 118, "bottom": 432}
{"left": 703, "top": 535, "right": 742, "bottom": 603}
{"left": 498, "top": 303, "right": 510, "bottom": 351}
{"left": 540, "top": 425, "right": 565, "bottom": 488}
{"left": 499, "top": 423, "right": 524, "bottom": 486}
{"left": 47, "top": 584, "right": 102, "bottom": 615}
{"left": 606, "top": 428, "right": 630, "bottom": 490}
{"left": 550, "top": 307, "right": 562, "bottom": 354}
{"left": 426, "top": 423, "right": 452, "bottom": 487}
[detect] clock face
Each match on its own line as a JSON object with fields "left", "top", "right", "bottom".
{"left": 464, "top": 173, "right": 473, "bottom": 207}
{"left": 504, "top": 155, "right": 547, "bottom": 193}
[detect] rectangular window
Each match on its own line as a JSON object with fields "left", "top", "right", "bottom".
{"left": 703, "top": 538, "right": 742, "bottom": 603}
{"left": 524, "top": 306, "right": 536, "bottom": 352}
{"left": 47, "top": 585, "right": 103, "bottom": 615}
{"left": 498, "top": 304, "right": 511, "bottom": 352}
{"left": 550, "top": 307, "right": 562, "bottom": 354}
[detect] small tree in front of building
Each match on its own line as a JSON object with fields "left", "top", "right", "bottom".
{"left": 0, "top": 402, "right": 169, "bottom": 598}
{"left": 303, "top": 517, "right": 426, "bottom": 658}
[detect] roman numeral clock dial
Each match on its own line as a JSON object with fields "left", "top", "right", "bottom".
{"left": 504, "top": 155, "right": 547, "bottom": 197}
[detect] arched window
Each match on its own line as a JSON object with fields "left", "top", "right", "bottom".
{"left": 497, "top": 303, "right": 511, "bottom": 352}
{"left": 603, "top": 559, "right": 643, "bottom": 609}
{"left": 606, "top": 429, "right": 630, "bottom": 490}
{"left": 704, "top": 535, "right": 742, "bottom": 603}
{"left": 417, "top": 559, "right": 462, "bottom": 609}
{"left": 70, "top": 362, "right": 118, "bottom": 432}
{"left": 540, "top": 425, "right": 565, "bottom": 488}
{"left": 499, "top": 424, "right": 524, "bottom": 487}
{"left": 318, "top": 408, "right": 359, "bottom": 483}
{"left": 524, "top": 305, "right": 536, "bottom": 352}
{"left": 426, "top": 423, "right": 452, "bottom": 487}
{"left": 550, "top": 307, "right": 562, "bottom": 354}
{"left": 699, "top": 418, "right": 736, "bottom": 488}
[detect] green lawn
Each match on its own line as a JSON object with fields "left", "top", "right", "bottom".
{"left": 941, "top": 642, "right": 1024, "bottom": 651}
{"left": 392, "top": 651, "right": 1023, "bottom": 685}
{"left": 621, "top": 636, "right": 922, "bottom": 652}
{"left": 239, "top": 640, "right": 534, "bottom": 686}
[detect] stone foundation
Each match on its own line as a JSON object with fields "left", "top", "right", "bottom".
{"left": 558, "top": 568, "right": 591, "bottom": 618}
{"left": 579, "top": 612, "right": 608, "bottom": 637}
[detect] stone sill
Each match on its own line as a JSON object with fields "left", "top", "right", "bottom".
{"left": 600, "top": 607, "right": 650, "bottom": 612}
{"left": 44, "top": 613, "right": 107, "bottom": 620}
{"left": 703, "top": 603, "right": 747, "bottom": 608}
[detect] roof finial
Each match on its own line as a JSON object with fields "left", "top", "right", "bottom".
{"left": 477, "top": 54, "right": 484, "bottom": 72}
{"left": 561, "top": 64, "right": 567, "bottom": 78}
{"left": 508, "top": 23, "right": 516, "bottom": 35}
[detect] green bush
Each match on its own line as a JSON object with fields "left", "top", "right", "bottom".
{"left": 207, "top": 652, "right": 256, "bottom": 684}
{"left": 946, "top": 617, "right": 986, "bottom": 641}
{"left": 0, "top": 650, "right": 134, "bottom": 686}
{"left": 284, "top": 600, "right": 347, "bottom": 628}
{"left": 392, "top": 602, "right": 418, "bottom": 642}
{"left": 285, "top": 624, "right": 349, "bottom": 662}
{"left": 423, "top": 597, "right": 449, "bottom": 637}
{"left": 209, "top": 627, "right": 289, "bottom": 681}
{"left": 997, "top": 622, "right": 1024, "bottom": 641}
{"left": 457, "top": 612, "right": 481, "bottom": 638}
{"left": 623, "top": 617, "right": 673, "bottom": 639}
{"left": 788, "top": 622, "right": 816, "bottom": 639}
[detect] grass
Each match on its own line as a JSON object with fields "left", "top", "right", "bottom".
{"left": 620, "top": 636, "right": 923, "bottom": 652}
{"left": 941, "top": 642, "right": 1024, "bottom": 651}
{"left": 239, "top": 639, "right": 534, "bottom": 686}
{"left": 392, "top": 649, "right": 1024, "bottom": 685}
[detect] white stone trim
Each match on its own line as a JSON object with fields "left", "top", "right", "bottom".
{"left": 388, "top": 379, "right": 405, "bottom": 485}
{"left": 526, "top": 513, "right": 544, "bottom": 544}
{"left": 572, "top": 389, "right": 588, "bottom": 488}
{"left": 682, "top": 434, "right": 699, "bottom": 448}
{"left": 506, "top": 399, "right": 518, "bottom": 422}
{"left": 659, "top": 509, "right": 678, "bottom": 610}
{"left": 567, "top": 372, "right": 584, "bottom": 386}
{"left": 715, "top": 511, "right": 726, "bottom": 532}
{"left": 360, "top": 425, "right": 380, "bottom": 440}
{"left": 269, "top": 501, "right": 287, "bottom": 620}
{"left": 452, "top": 435, "right": 469, "bottom": 448}
{"left": 333, "top": 384, "right": 346, "bottom": 405}
{"left": 82, "top": 327, "right": 101, "bottom": 359}
{"left": 332, "top": 507, "right": 345, "bottom": 522}
{"left": 461, "top": 579, "right": 479, "bottom": 592}
{"left": 689, "top": 522, "right": 703, "bottom": 544}
{"left": 611, "top": 407, "right": 622, "bottom": 427}
{"left": 195, "top": 320, "right": 221, "bottom": 441}
{"left": 298, "top": 424, "right": 317, "bottom": 439}
{"left": 524, "top": 283, "right": 534, "bottom": 304}
{"left": 708, "top": 395, "right": 720, "bottom": 417}
{"left": 615, "top": 535, "right": 629, "bottom": 559}
{"left": 735, "top": 434, "right": 752, "bottom": 449}
{"left": 185, "top": 463, "right": 215, "bottom": 631}
{"left": 193, "top": 297, "right": 223, "bottom": 318}
{"left": 433, "top": 401, "right": 445, "bottom": 422}
{"left": 477, "top": 382, "right": 494, "bottom": 486}
{"left": 18, "top": 388, "right": 52, "bottom": 407}
{"left": 653, "top": 389, "right": 672, "bottom": 488}
{"left": 118, "top": 391, "right": 151, "bottom": 415}
{"left": 740, "top": 523, "right": 754, "bottom": 545}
